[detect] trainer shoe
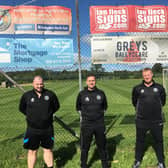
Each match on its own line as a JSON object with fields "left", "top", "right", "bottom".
{"left": 132, "top": 160, "right": 141, "bottom": 168}
{"left": 158, "top": 162, "right": 166, "bottom": 168}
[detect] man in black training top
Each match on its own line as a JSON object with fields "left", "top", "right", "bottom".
{"left": 76, "top": 74, "right": 108, "bottom": 168}
{"left": 132, "top": 68, "right": 166, "bottom": 168}
{"left": 19, "top": 76, "right": 60, "bottom": 168}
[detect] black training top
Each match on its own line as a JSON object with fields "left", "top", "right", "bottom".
{"left": 132, "top": 80, "right": 166, "bottom": 127}
{"left": 19, "top": 88, "right": 60, "bottom": 129}
{"left": 76, "top": 87, "right": 108, "bottom": 122}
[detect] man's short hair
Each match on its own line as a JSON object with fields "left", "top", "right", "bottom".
{"left": 86, "top": 74, "right": 96, "bottom": 79}
{"left": 33, "top": 76, "right": 43, "bottom": 82}
{"left": 142, "top": 68, "right": 152, "bottom": 73}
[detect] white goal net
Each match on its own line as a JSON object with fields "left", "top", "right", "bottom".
{"left": 163, "top": 68, "right": 168, "bottom": 95}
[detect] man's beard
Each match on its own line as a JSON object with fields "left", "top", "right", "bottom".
{"left": 88, "top": 86, "right": 95, "bottom": 90}
{"left": 144, "top": 80, "right": 153, "bottom": 85}
{"left": 34, "top": 88, "right": 43, "bottom": 93}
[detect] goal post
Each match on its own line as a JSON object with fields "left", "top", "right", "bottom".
{"left": 162, "top": 68, "right": 168, "bottom": 95}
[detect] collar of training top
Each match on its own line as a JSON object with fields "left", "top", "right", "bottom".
{"left": 32, "top": 88, "right": 46, "bottom": 95}
{"left": 84, "top": 86, "right": 97, "bottom": 92}
{"left": 142, "top": 80, "right": 155, "bottom": 87}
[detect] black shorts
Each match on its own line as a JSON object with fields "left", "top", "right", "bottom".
{"left": 23, "top": 127, "right": 54, "bottom": 150}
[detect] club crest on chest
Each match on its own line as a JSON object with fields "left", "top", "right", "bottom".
{"left": 153, "top": 88, "right": 158, "bottom": 92}
{"left": 85, "top": 96, "right": 90, "bottom": 102}
{"left": 96, "top": 95, "right": 101, "bottom": 100}
{"left": 44, "top": 95, "right": 49, "bottom": 101}
{"left": 30, "top": 98, "right": 35, "bottom": 102}
{"left": 140, "top": 89, "right": 145, "bottom": 94}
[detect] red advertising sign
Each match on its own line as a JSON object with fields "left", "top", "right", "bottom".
{"left": 90, "top": 6, "right": 129, "bottom": 33}
{"left": 90, "top": 5, "right": 168, "bottom": 33}
{"left": 135, "top": 6, "right": 166, "bottom": 31}
{"left": 0, "top": 6, "right": 72, "bottom": 35}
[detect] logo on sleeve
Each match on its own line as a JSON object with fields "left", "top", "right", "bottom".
{"left": 30, "top": 98, "right": 35, "bottom": 102}
{"left": 44, "top": 95, "right": 49, "bottom": 101}
{"left": 85, "top": 96, "right": 90, "bottom": 102}
{"left": 96, "top": 95, "right": 101, "bottom": 100}
{"left": 140, "top": 89, "right": 144, "bottom": 93}
{"left": 153, "top": 88, "right": 158, "bottom": 92}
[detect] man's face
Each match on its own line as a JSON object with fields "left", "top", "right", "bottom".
{"left": 142, "top": 70, "right": 153, "bottom": 84}
{"left": 33, "top": 77, "right": 44, "bottom": 93}
{"left": 86, "top": 76, "right": 96, "bottom": 89}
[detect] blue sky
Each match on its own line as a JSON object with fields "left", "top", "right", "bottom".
{"left": 0, "top": 0, "right": 168, "bottom": 71}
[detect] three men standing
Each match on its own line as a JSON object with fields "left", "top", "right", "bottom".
{"left": 18, "top": 68, "right": 167, "bottom": 168}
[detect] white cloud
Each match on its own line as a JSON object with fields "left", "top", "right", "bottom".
{"left": 0, "top": 47, "right": 8, "bottom": 52}
{"left": 0, "top": 53, "right": 11, "bottom": 63}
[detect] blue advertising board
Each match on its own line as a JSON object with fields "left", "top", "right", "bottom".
{"left": 0, "top": 38, "right": 74, "bottom": 70}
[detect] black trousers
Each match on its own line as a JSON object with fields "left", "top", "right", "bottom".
{"left": 80, "top": 123, "right": 108, "bottom": 168}
{"left": 135, "top": 125, "right": 165, "bottom": 163}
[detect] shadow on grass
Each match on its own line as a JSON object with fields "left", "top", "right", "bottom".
{"left": 107, "top": 134, "right": 125, "bottom": 167}
{"left": 67, "top": 118, "right": 80, "bottom": 128}
{"left": 105, "top": 114, "right": 121, "bottom": 135}
{"left": 0, "top": 133, "right": 24, "bottom": 144}
{"left": 53, "top": 140, "right": 79, "bottom": 168}
{"left": 120, "top": 114, "right": 135, "bottom": 125}
{"left": 87, "top": 134, "right": 124, "bottom": 168}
